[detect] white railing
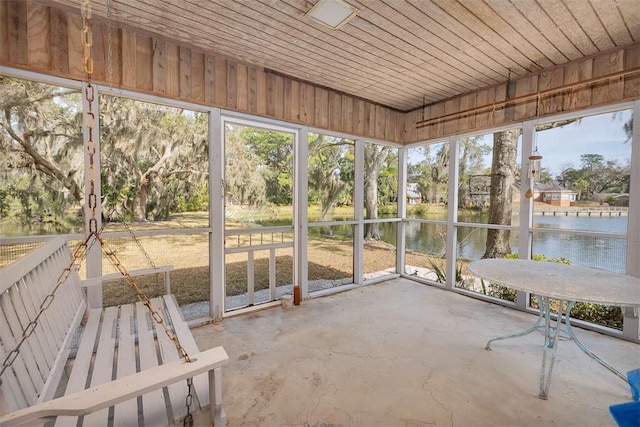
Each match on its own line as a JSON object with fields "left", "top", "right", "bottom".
{"left": 1, "top": 229, "right": 208, "bottom": 304}
{"left": 224, "top": 227, "right": 294, "bottom": 311}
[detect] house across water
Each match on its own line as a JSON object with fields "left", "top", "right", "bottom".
{"left": 534, "top": 184, "right": 577, "bottom": 207}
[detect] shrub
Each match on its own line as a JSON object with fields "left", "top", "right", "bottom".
{"left": 410, "top": 205, "right": 427, "bottom": 217}
{"left": 429, "top": 260, "right": 465, "bottom": 287}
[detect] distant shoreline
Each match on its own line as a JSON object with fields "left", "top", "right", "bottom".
{"left": 533, "top": 206, "right": 628, "bottom": 217}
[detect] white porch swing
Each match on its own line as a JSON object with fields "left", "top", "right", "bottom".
{"left": 0, "top": 2, "right": 228, "bottom": 425}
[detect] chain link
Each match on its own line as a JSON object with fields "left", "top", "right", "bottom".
{"left": 121, "top": 218, "right": 157, "bottom": 269}
{"left": 82, "top": 0, "right": 98, "bottom": 236}
{"left": 0, "top": 237, "right": 89, "bottom": 380}
{"left": 183, "top": 377, "right": 194, "bottom": 427}
{"left": 80, "top": 0, "right": 191, "bottom": 366}
{"left": 0, "top": 215, "right": 111, "bottom": 382}
{"left": 79, "top": 1, "right": 169, "bottom": 347}
{"left": 98, "top": 234, "right": 192, "bottom": 362}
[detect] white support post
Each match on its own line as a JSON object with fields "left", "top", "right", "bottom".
{"left": 269, "top": 248, "right": 276, "bottom": 301}
{"left": 518, "top": 121, "right": 535, "bottom": 310}
{"left": 397, "top": 147, "right": 408, "bottom": 275}
{"left": 626, "top": 100, "right": 640, "bottom": 279}
{"left": 209, "top": 367, "right": 226, "bottom": 427}
{"left": 247, "top": 251, "right": 255, "bottom": 306}
{"left": 210, "top": 109, "right": 225, "bottom": 320}
{"left": 84, "top": 84, "right": 102, "bottom": 309}
{"left": 295, "top": 127, "right": 309, "bottom": 301}
{"left": 445, "top": 138, "right": 460, "bottom": 290}
{"left": 623, "top": 100, "right": 640, "bottom": 340}
{"left": 519, "top": 121, "right": 535, "bottom": 260}
{"left": 354, "top": 139, "right": 365, "bottom": 285}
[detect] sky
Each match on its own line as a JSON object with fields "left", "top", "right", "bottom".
{"left": 535, "top": 109, "right": 632, "bottom": 177}
{"left": 408, "top": 109, "right": 633, "bottom": 179}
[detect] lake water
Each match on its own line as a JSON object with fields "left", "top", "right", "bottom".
{"left": 400, "top": 214, "right": 629, "bottom": 273}
{"left": 3, "top": 210, "right": 629, "bottom": 274}
{"left": 258, "top": 211, "right": 630, "bottom": 273}
{"left": 532, "top": 215, "right": 628, "bottom": 273}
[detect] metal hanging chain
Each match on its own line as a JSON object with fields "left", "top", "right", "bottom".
{"left": 94, "top": 7, "right": 196, "bottom": 421}
{"left": 82, "top": 0, "right": 98, "bottom": 236}
{"left": 0, "top": 235, "right": 92, "bottom": 381}
{"left": 81, "top": 0, "right": 191, "bottom": 362}
{"left": 2, "top": 0, "right": 193, "bottom": 394}
{"left": 183, "top": 377, "right": 194, "bottom": 427}
{"left": 98, "top": 233, "right": 191, "bottom": 362}
{"left": 0, "top": 220, "right": 115, "bottom": 380}
{"left": 120, "top": 216, "right": 157, "bottom": 269}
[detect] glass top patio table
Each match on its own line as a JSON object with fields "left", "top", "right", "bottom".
{"left": 468, "top": 258, "right": 640, "bottom": 399}
{"left": 468, "top": 259, "right": 640, "bottom": 306}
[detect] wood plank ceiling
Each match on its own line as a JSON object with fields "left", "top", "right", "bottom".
{"left": 42, "top": 0, "right": 640, "bottom": 111}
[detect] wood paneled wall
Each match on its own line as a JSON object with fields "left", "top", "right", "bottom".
{"left": 1, "top": 2, "right": 639, "bottom": 145}
{"left": 0, "top": 1, "right": 403, "bottom": 142}
{"left": 403, "top": 43, "right": 640, "bottom": 143}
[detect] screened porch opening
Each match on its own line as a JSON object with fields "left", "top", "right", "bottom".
{"left": 1, "top": 1, "right": 639, "bottom": 426}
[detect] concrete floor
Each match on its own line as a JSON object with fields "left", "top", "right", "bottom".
{"left": 192, "top": 278, "right": 640, "bottom": 427}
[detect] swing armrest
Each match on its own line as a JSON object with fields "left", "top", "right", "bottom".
{"left": 82, "top": 265, "right": 173, "bottom": 292}
{"left": 0, "top": 346, "right": 229, "bottom": 427}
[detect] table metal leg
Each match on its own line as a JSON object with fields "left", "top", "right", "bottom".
{"left": 485, "top": 295, "right": 544, "bottom": 351}
{"left": 539, "top": 297, "right": 562, "bottom": 399}
{"left": 485, "top": 295, "right": 629, "bottom": 399}
{"left": 564, "top": 302, "right": 628, "bottom": 383}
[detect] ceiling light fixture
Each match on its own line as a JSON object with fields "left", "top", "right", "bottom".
{"left": 305, "top": 0, "right": 359, "bottom": 30}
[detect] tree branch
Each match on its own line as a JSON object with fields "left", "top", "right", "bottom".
{"left": 1, "top": 108, "right": 83, "bottom": 201}
{"left": 535, "top": 118, "right": 579, "bottom": 132}
{"left": 0, "top": 87, "right": 79, "bottom": 109}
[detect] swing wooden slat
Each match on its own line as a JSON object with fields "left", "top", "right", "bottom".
{"left": 54, "top": 309, "right": 102, "bottom": 427}
{"left": 136, "top": 301, "right": 169, "bottom": 426}
{"left": 151, "top": 297, "right": 188, "bottom": 421}
{"left": 113, "top": 303, "right": 139, "bottom": 426}
{"left": 81, "top": 306, "right": 118, "bottom": 426}
{"left": 0, "top": 287, "right": 41, "bottom": 405}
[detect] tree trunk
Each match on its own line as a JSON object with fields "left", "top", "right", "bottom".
{"left": 483, "top": 129, "right": 520, "bottom": 259}
{"left": 364, "top": 169, "right": 380, "bottom": 240}
{"left": 458, "top": 146, "right": 468, "bottom": 207}
{"left": 132, "top": 178, "right": 150, "bottom": 221}
{"left": 430, "top": 167, "right": 439, "bottom": 205}
{"left": 132, "top": 193, "right": 147, "bottom": 221}
{"left": 363, "top": 145, "right": 389, "bottom": 240}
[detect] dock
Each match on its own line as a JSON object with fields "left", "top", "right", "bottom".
{"left": 533, "top": 208, "right": 628, "bottom": 217}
